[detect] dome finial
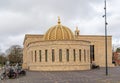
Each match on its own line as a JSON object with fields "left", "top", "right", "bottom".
{"left": 76, "top": 26, "right": 78, "bottom": 30}
{"left": 75, "top": 26, "right": 80, "bottom": 36}
{"left": 58, "top": 16, "right": 61, "bottom": 24}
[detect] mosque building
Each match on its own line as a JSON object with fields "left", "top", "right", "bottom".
{"left": 22, "top": 17, "right": 113, "bottom": 71}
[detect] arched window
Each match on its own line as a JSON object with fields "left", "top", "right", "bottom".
{"left": 66, "top": 49, "right": 69, "bottom": 62}
{"left": 39, "top": 50, "right": 41, "bottom": 62}
{"left": 90, "top": 45, "right": 95, "bottom": 63}
{"left": 45, "top": 50, "right": 48, "bottom": 62}
{"left": 79, "top": 49, "right": 81, "bottom": 61}
{"left": 84, "top": 49, "right": 86, "bottom": 62}
{"left": 73, "top": 49, "right": 76, "bottom": 61}
{"left": 31, "top": 51, "right": 33, "bottom": 62}
{"left": 87, "top": 50, "right": 89, "bottom": 62}
{"left": 59, "top": 49, "right": 62, "bottom": 62}
{"left": 52, "top": 49, "right": 55, "bottom": 62}
{"left": 35, "top": 50, "right": 37, "bottom": 62}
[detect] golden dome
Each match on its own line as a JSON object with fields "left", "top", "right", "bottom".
{"left": 44, "top": 17, "right": 74, "bottom": 40}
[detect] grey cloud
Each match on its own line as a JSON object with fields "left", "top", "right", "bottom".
{"left": 0, "top": 0, "right": 120, "bottom": 52}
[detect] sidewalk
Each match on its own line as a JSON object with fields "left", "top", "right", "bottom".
{"left": 0, "top": 67, "right": 120, "bottom": 83}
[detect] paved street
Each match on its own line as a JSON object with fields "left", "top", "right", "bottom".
{"left": 1, "top": 67, "right": 120, "bottom": 83}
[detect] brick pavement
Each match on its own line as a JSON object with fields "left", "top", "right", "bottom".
{"left": 0, "top": 67, "right": 120, "bottom": 83}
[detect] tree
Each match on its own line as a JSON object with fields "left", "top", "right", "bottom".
{"left": 116, "top": 47, "right": 120, "bottom": 52}
{"left": 6, "top": 45, "right": 23, "bottom": 64}
{"left": 0, "top": 53, "right": 6, "bottom": 66}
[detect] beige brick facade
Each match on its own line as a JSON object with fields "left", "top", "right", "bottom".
{"left": 22, "top": 18, "right": 113, "bottom": 71}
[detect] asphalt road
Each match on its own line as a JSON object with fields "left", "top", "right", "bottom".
{"left": 0, "top": 67, "right": 120, "bottom": 83}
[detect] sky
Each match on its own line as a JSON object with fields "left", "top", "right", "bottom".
{"left": 0, "top": 0, "right": 120, "bottom": 53}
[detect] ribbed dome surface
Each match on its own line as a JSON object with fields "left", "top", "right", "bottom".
{"left": 44, "top": 24, "right": 74, "bottom": 40}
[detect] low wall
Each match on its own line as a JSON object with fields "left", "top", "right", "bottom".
{"left": 29, "top": 64, "right": 90, "bottom": 71}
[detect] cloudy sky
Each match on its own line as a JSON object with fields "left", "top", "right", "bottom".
{"left": 0, "top": 0, "right": 120, "bottom": 52}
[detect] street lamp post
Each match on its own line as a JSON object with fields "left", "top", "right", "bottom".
{"left": 103, "top": 0, "right": 108, "bottom": 76}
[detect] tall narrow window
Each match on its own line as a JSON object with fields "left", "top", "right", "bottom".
{"left": 73, "top": 49, "right": 76, "bottom": 61}
{"left": 90, "top": 45, "right": 95, "bottom": 63}
{"left": 31, "top": 51, "right": 33, "bottom": 62}
{"left": 59, "top": 49, "right": 62, "bottom": 62}
{"left": 66, "top": 49, "right": 69, "bottom": 62}
{"left": 52, "top": 49, "right": 55, "bottom": 62}
{"left": 45, "top": 50, "right": 47, "bottom": 62}
{"left": 39, "top": 50, "right": 41, "bottom": 62}
{"left": 87, "top": 50, "right": 89, "bottom": 62}
{"left": 79, "top": 49, "right": 81, "bottom": 61}
{"left": 35, "top": 50, "right": 37, "bottom": 62}
{"left": 84, "top": 49, "right": 86, "bottom": 62}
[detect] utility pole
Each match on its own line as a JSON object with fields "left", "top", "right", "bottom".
{"left": 103, "top": 0, "right": 108, "bottom": 76}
